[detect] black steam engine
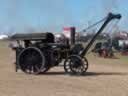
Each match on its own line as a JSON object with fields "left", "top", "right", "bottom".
{"left": 10, "top": 13, "right": 121, "bottom": 75}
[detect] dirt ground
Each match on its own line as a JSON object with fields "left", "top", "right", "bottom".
{"left": 0, "top": 42, "right": 128, "bottom": 96}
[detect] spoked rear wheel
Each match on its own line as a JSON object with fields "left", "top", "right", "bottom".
{"left": 18, "top": 47, "right": 45, "bottom": 75}
{"left": 64, "top": 55, "right": 88, "bottom": 75}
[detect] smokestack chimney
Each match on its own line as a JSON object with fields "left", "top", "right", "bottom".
{"left": 70, "top": 27, "right": 76, "bottom": 45}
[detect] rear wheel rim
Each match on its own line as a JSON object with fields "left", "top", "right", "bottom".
{"left": 18, "top": 47, "right": 45, "bottom": 75}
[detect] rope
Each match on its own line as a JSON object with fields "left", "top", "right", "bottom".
{"left": 80, "top": 16, "right": 108, "bottom": 32}
{"left": 85, "top": 20, "right": 120, "bottom": 55}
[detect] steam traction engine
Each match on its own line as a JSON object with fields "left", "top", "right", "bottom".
{"left": 10, "top": 13, "right": 121, "bottom": 75}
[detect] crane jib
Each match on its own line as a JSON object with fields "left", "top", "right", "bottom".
{"left": 80, "top": 13, "right": 121, "bottom": 57}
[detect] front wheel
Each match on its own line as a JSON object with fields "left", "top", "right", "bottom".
{"left": 64, "top": 55, "right": 88, "bottom": 75}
